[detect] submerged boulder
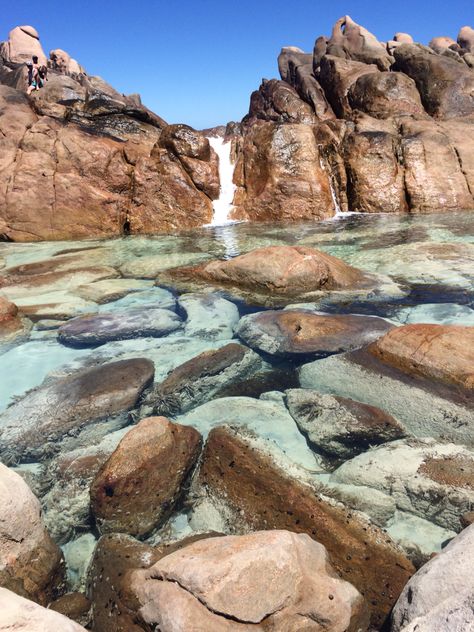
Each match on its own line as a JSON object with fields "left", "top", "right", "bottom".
{"left": 0, "top": 464, "right": 65, "bottom": 604}
{"left": 90, "top": 417, "right": 201, "bottom": 537}
{"left": 0, "top": 358, "right": 154, "bottom": 463}
{"left": 235, "top": 310, "right": 393, "bottom": 356}
{"left": 131, "top": 530, "right": 370, "bottom": 631}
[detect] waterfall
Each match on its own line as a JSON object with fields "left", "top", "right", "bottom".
{"left": 319, "top": 154, "right": 356, "bottom": 219}
{"left": 207, "top": 136, "right": 237, "bottom": 226}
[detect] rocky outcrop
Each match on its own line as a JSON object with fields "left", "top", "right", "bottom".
{"left": 90, "top": 417, "right": 201, "bottom": 537}
{"left": 235, "top": 310, "right": 393, "bottom": 356}
{"left": 0, "top": 358, "right": 154, "bottom": 463}
{"left": 0, "top": 587, "right": 87, "bottom": 631}
{"left": 0, "top": 26, "right": 47, "bottom": 65}
{"left": 0, "top": 463, "right": 65, "bottom": 604}
{"left": 391, "top": 524, "right": 474, "bottom": 631}
{"left": 196, "top": 425, "right": 414, "bottom": 628}
{"left": 131, "top": 530, "right": 370, "bottom": 631}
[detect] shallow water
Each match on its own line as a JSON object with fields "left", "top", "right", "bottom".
{"left": 0, "top": 211, "right": 473, "bottom": 569}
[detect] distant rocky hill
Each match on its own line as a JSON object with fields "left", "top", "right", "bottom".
{"left": 0, "top": 19, "right": 473, "bottom": 241}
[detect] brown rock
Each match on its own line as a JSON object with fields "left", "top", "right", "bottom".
{"left": 0, "top": 463, "right": 65, "bottom": 604}
{"left": 247, "top": 78, "right": 318, "bottom": 124}
{"left": 195, "top": 245, "right": 369, "bottom": 295}
{"left": 458, "top": 26, "right": 474, "bottom": 52}
{"left": 49, "top": 49, "right": 84, "bottom": 75}
{"left": 318, "top": 55, "right": 379, "bottom": 118}
{"left": 0, "top": 358, "right": 155, "bottom": 464}
{"left": 428, "top": 36, "right": 457, "bottom": 53}
{"left": 348, "top": 71, "right": 425, "bottom": 118}
{"left": 49, "top": 593, "right": 91, "bottom": 627}
{"left": 235, "top": 310, "right": 393, "bottom": 356}
{"left": 131, "top": 530, "right": 370, "bottom": 631}
{"left": 0, "top": 588, "right": 87, "bottom": 632}
{"left": 196, "top": 426, "right": 415, "bottom": 628}
{"left": 0, "top": 296, "right": 31, "bottom": 345}
{"left": 460, "top": 511, "right": 474, "bottom": 528}
{"left": 0, "top": 25, "right": 47, "bottom": 65}
{"left": 232, "top": 122, "right": 334, "bottom": 222}
{"left": 400, "top": 118, "right": 473, "bottom": 212}
{"left": 344, "top": 129, "right": 407, "bottom": 213}
{"left": 393, "top": 43, "right": 474, "bottom": 118}
{"left": 368, "top": 324, "right": 474, "bottom": 391}
{"left": 90, "top": 417, "right": 202, "bottom": 537}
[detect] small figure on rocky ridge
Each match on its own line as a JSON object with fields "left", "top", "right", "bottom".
{"left": 26, "top": 55, "right": 47, "bottom": 94}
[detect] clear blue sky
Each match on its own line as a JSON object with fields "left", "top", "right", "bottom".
{"left": 2, "top": 0, "right": 472, "bottom": 128}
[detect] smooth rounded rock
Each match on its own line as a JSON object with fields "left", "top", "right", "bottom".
{"left": 0, "top": 464, "right": 65, "bottom": 604}
{"left": 90, "top": 417, "right": 202, "bottom": 537}
{"left": 58, "top": 308, "right": 182, "bottom": 347}
{"left": 132, "top": 530, "right": 369, "bottom": 631}
{"left": 236, "top": 309, "right": 393, "bottom": 356}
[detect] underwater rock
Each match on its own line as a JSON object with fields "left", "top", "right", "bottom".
{"left": 286, "top": 389, "right": 406, "bottom": 458}
{"left": 90, "top": 417, "right": 201, "bottom": 537}
{"left": 196, "top": 425, "right": 414, "bottom": 628}
{"left": 120, "top": 252, "right": 210, "bottom": 278}
{"left": 57, "top": 308, "right": 182, "bottom": 347}
{"left": 0, "top": 358, "right": 154, "bottom": 463}
{"left": 178, "top": 292, "right": 239, "bottom": 340}
{"left": 131, "top": 530, "right": 369, "bottom": 631}
{"left": 368, "top": 323, "right": 474, "bottom": 391}
{"left": 143, "top": 343, "right": 266, "bottom": 416}
{"left": 330, "top": 438, "right": 474, "bottom": 531}
{"left": 391, "top": 523, "right": 474, "bottom": 632}
{"left": 235, "top": 310, "right": 393, "bottom": 356}
{"left": 0, "top": 587, "right": 87, "bottom": 631}
{"left": 0, "top": 463, "right": 65, "bottom": 604}
{"left": 0, "top": 296, "right": 31, "bottom": 347}
{"left": 74, "top": 278, "right": 153, "bottom": 304}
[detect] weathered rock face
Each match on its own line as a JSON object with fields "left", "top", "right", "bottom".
{"left": 196, "top": 425, "right": 414, "bottom": 628}
{"left": 232, "top": 121, "right": 335, "bottom": 222}
{"left": 368, "top": 324, "right": 474, "bottom": 391}
{"left": 391, "top": 524, "right": 474, "bottom": 632}
{"left": 49, "top": 48, "right": 83, "bottom": 75}
{"left": 0, "top": 588, "right": 87, "bottom": 631}
{"left": 247, "top": 78, "right": 318, "bottom": 124}
{"left": 0, "top": 358, "right": 154, "bottom": 463}
{"left": 131, "top": 531, "right": 370, "bottom": 631}
{"left": 286, "top": 389, "right": 406, "bottom": 459}
{"left": 0, "top": 296, "right": 31, "bottom": 346}
{"left": 0, "top": 463, "right": 65, "bottom": 604}
{"left": 348, "top": 71, "right": 424, "bottom": 118}
{"left": 0, "top": 25, "right": 47, "bottom": 65}
{"left": 235, "top": 310, "right": 393, "bottom": 356}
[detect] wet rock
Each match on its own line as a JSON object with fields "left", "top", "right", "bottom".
{"left": 348, "top": 71, "right": 425, "bottom": 119}
{"left": 90, "top": 417, "right": 201, "bottom": 537}
{"left": 0, "top": 25, "right": 47, "bottom": 65}
{"left": 0, "top": 358, "right": 154, "bottom": 463}
{"left": 132, "top": 530, "right": 370, "bottom": 631}
{"left": 144, "top": 343, "right": 266, "bottom": 416}
{"left": 57, "top": 308, "right": 181, "bottom": 347}
{"left": 247, "top": 78, "right": 318, "bottom": 124}
{"left": 196, "top": 425, "right": 414, "bottom": 628}
{"left": 178, "top": 292, "right": 239, "bottom": 340}
{"left": 235, "top": 310, "right": 393, "bottom": 356}
{"left": 232, "top": 122, "right": 334, "bottom": 222}
{"left": 120, "top": 252, "right": 210, "bottom": 278}
{"left": 299, "top": 348, "right": 474, "bottom": 446}
{"left": 391, "top": 524, "right": 474, "bottom": 632}
{"left": 62, "top": 534, "right": 98, "bottom": 591}
{"left": 343, "top": 129, "right": 407, "bottom": 213}
{"left": 286, "top": 389, "right": 406, "bottom": 458}
{"left": 0, "top": 296, "right": 31, "bottom": 347}
{"left": 368, "top": 323, "right": 474, "bottom": 391}
{"left": 330, "top": 438, "right": 474, "bottom": 531}
{"left": 49, "top": 592, "right": 92, "bottom": 627}
{"left": 0, "top": 463, "right": 65, "bottom": 604}
{"left": 393, "top": 43, "right": 474, "bottom": 118}
{"left": 0, "top": 587, "right": 87, "bottom": 631}
{"left": 158, "top": 124, "right": 220, "bottom": 199}
{"left": 74, "top": 278, "right": 153, "bottom": 304}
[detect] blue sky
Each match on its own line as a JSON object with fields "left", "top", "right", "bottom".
{"left": 2, "top": 0, "right": 472, "bottom": 128}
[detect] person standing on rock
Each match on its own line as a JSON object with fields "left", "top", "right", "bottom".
{"left": 26, "top": 55, "right": 40, "bottom": 94}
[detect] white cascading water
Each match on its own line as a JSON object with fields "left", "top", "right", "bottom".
{"left": 319, "top": 155, "right": 356, "bottom": 219}
{"left": 207, "top": 136, "right": 237, "bottom": 225}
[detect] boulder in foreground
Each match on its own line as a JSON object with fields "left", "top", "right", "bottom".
{"left": 0, "top": 464, "right": 65, "bottom": 604}
{"left": 131, "top": 530, "right": 370, "bottom": 631}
